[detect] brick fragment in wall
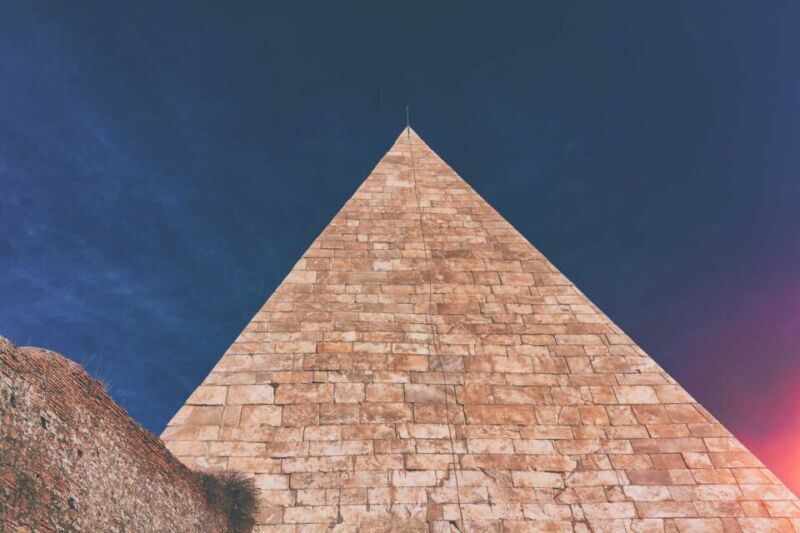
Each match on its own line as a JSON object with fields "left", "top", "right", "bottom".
{"left": 162, "top": 127, "right": 799, "bottom": 530}
{"left": 0, "top": 337, "right": 230, "bottom": 532}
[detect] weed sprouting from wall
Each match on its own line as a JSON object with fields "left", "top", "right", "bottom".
{"left": 199, "top": 471, "right": 257, "bottom": 533}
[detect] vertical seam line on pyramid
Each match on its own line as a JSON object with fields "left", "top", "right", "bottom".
{"left": 406, "top": 127, "right": 466, "bottom": 531}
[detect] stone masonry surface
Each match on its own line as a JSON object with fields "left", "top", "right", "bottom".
{"left": 162, "top": 128, "right": 799, "bottom": 532}
{"left": 0, "top": 336, "right": 230, "bottom": 532}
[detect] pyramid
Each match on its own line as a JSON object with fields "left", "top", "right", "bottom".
{"left": 162, "top": 128, "right": 798, "bottom": 532}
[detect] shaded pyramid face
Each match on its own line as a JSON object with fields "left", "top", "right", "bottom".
{"left": 163, "top": 129, "right": 798, "bottom": 531}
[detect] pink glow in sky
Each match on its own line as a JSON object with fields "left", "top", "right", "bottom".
{"left": 673, "top": 262, "right": 799, "bottom": 494}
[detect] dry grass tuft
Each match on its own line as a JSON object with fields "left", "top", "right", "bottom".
{"left": 199, "top": 471, "right": 257, "bottom": 533}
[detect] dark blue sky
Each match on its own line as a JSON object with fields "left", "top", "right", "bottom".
{"left": 1, "top": 2, "right": 798, "bottom": 488}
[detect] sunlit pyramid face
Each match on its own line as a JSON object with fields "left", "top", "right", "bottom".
{"left": 162, "top": 127, "right": 799, "bottom": 531}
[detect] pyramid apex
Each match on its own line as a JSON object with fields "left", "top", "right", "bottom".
{"left": 394, "top": 125, "right": 422, "bottom": 144}
{"left": 395, "top": 125, "right": 411, "bottom": 140}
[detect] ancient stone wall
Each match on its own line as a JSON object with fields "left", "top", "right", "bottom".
{"left": 0, "top": 336, "right": 230, "bottom": 532}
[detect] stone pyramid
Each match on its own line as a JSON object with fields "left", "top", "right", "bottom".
{"left": 162, "top": 128, "right": 798, "bottom": 532}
